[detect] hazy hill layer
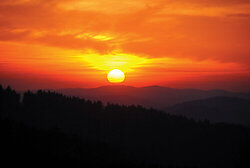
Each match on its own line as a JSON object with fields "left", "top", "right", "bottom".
{"left": 166, "top": 97, "right": 250, "bottom": 126}
{"left": 56, "top": 85, "right": 250, "bottom": 109}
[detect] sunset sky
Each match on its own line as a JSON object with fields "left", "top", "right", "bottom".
{"left": 0, "top": 0, "right": 250, "bottom": 91}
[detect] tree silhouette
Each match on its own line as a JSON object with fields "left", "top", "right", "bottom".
{"left": 0, "top": 84, "right": 249, "bottom": 168}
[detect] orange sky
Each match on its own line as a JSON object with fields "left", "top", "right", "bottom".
{"left": 0, "top": 0, "right": 250, "bottom": 91}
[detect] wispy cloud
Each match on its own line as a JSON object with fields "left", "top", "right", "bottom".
{"left": 0, "top": 0, "right": 250, "bottom": 89}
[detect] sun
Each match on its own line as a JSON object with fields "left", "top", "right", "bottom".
{"left": 107, "top": 69, "right": 125, "bottom": 83}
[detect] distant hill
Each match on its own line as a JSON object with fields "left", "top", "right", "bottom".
{"left": 55, "top": 85, "right": 250, "bottom": 109}
{"left": 165, "top": 97, "right": 250, "bottom": 126}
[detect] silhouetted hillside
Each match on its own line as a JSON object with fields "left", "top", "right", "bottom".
{"left": 1, "top": 85, "right": 250, "bottom": 168}
{"left": 165, "top": 97, "right": 250, "bottom": 126}
{"left": 55, "top": 85, "right": 250, "bottom": 109}
{"left": 0, "top": 118, "right": 134, "bottom": 168}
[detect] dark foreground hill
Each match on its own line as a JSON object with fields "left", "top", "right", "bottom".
{"left": 166, "top": 97, "right": 250, "bottom": 126}
{"left": 55, "top": 85, "right": 250, "bottom": 109}
{"left": 1, "top": 85, "right": 250, "bottom": 168}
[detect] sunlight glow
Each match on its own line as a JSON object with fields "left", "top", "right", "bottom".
{"left": 80, "top": 51, "right": 149, "bottom": 73}
{"left": 76, "top": 33, "right": 115, "bottom": 41}
{"left": 107, "top": 69, "right": 125, "bottom": 83}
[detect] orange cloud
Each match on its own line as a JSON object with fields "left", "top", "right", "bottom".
{"left": 0, "top": 0, "right": 249, "bottom": 90}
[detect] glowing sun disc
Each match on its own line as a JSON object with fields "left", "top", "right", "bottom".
{"left": 107, "top": 69, "right": 125, "bottom": 83}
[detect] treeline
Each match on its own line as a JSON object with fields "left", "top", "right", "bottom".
{"left": 0, "top": 85, "right": 250, "bottom": 168}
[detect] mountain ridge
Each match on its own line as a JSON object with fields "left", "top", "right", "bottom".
{"left": 54, "top": 85, "right": 250, "bottom": 109}
{"left": 165, "top": 96, "right": 250, "bottom": 126}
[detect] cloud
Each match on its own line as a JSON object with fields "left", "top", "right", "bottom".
{"left": 0, "top": 0, "right": 249, "bottom": 66}
{"left": 227, "top": 13, "right": 250, "bottom": 18}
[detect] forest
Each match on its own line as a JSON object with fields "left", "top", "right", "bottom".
{"left": 1, "top": 84, "right": 250, "bottom": 168}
